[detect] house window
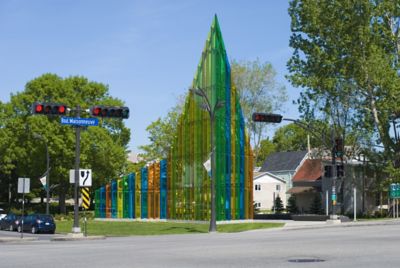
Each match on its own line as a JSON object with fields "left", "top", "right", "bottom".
{"left": 254, "top": 184, "right": 261, "bottom": 191}
{"left": 276, "top": 184, "right": 280, "bottom": 192}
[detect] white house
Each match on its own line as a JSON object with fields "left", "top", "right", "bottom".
{"left": 253, "top": 172, "right": 287, "bottom": 211}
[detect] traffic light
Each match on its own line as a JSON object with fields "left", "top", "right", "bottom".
{"left": 32, "top": 102, "right": 68, "bottom": 116}
{"left": 336, "top": 164, "right": 344, "bottom": 177}
{"left": 324, "top": 165, "right": 332, "bottom": 178}
{"left": 90, "top": 106, "right": 129, "bottom": 119}
{"left": 335, "top": 137, "right": 344, "bottom": 157}
{"left": 252, "top": 112, "right": 283, "bottom": 123}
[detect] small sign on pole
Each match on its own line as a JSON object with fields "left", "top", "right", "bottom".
{"left": 18, "top": 178, "right": 30, "bottom": 193}
{"left": 18, "top": 178, "right": 29, "bottom": 239}
{"left": 203, "top": 158, "right": 211, "bottom": 178}
{"left": 39, "top": 175, "right": 47, "bottom": 190}
{"left": 60, "top": 117, "right": 99, "bottom": 127}
{"left": 81, "top": 187, "right": 90, "bottom": 209}
{"left": 69, "top": 169, "right": 92, "bottom": 187}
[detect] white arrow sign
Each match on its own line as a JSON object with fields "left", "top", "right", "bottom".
{"left": 69, "top": 169, "right": 92, "bottom": 187}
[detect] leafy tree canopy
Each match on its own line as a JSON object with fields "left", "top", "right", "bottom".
{"left": 0, "top": 74, "right": 131, "bottom": 213}
{"left": 287, "top": 0, "right": 400, "bottom": 169}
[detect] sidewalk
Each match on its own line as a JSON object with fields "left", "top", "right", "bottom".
{"left": 282, "top": 218, "right": 400, "bottom": 230}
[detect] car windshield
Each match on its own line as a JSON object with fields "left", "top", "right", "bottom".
{"left": 39, "top": 215, "right": 54, "bottom": 222}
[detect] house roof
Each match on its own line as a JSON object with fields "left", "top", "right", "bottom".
{"left": 259, "top": 151, "right": 308, "bottom": 173}
{"left": 292, "top": 159, "right": 322, "bottom": 182}
{"left": 287, "top": 186, "right": 318, "bottom": 194}
{"left": 254, "top": 172, "right": 286, "bottom": 184}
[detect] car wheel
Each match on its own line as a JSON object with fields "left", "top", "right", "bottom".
{"left": 31, "top": 226, "right": 37, "bottom": 234}
{"left": 9, "top": 225, "right": 13, "bottom": 231}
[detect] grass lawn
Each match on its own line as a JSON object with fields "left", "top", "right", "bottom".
{"left": 55, "top": 220, "right": 284, "bottom": 236}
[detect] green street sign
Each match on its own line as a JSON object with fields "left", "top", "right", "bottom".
{"left": 389, "top": 183, "right": 400, "bottom": 199}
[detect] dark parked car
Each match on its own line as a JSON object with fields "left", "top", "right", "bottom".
{"left": 17, "top": 214, "right": 56, "bottom": 234}
{"left": 0, "top": 213, "right": 21, "bottom": 231}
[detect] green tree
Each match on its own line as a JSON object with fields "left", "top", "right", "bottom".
{"left": 286, "top": 195, "right": 299, "bottom": 214}
{"left": 231, "top": 59, "right": 287, "bottom": 161}
{"left": 271, "top": 121, "right": 331, "bottom": 155}
{"left": 139, "top": 95, "right": 184, "bottom": 161}
{"left": 272, "top": 123, "right": 309, "bottom": 152}
{"left": 287, "top": 0, "right": 400, "bottom": 169}
{"left": 255, "top": 138, "right": 276, "bottom": 166}
{"left": 0, "top": 74, "right": 130, "bottom": 213}
{"left": 309, "top": 195, "right": 323, "bottom": 215}
{"left": 273, "top": 196, "right": 284, "bottom": 214}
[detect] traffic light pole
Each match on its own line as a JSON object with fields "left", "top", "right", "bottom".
{"left": 331, "top": 129, "right": 337, "bottom": 219}
{"left": 253, "top": 114, "right": 342, "bottom": 218}
{"left": 45, "top": 141, "right": 50, "bottom": 215}
{"left": 73, "top": 105, "right": 81, "bottom": 233}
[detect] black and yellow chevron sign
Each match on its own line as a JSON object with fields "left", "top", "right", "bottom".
{"left": 81, "top": 187, "right": 90, "bottom": 209}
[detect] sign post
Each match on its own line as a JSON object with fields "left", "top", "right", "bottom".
{"left": 81, "top": 187, "right": 90, "bottom": 237}
{"left": 389, "top": 183, "right": 400, "bottom": 218}
{"left": 73, "top": 106, "right": 82, "bottom": 234}
{"left": 18, "top": 178, "right": 30, "bottom": 239}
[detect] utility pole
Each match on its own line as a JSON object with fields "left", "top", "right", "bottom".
{"left": 190, "top": 88, "right": 224, "bottom": 233}
{"left": 73, "top": 105, "right": 81, "bottom": 233}
{"left": 33, "top": 133, "right": 50, "bottom": 215}
{"left": 331, "top": 129, "right": 337, "bottom": 219}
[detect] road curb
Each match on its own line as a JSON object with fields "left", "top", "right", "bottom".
{"left": 282, "top": 219, "right": 400, "bottom": 231}
{"left": 51, "top": 235, "right": 106, "bottom": 241}
{"left": 0, "top": 237, "right": 38, "bottom": 243}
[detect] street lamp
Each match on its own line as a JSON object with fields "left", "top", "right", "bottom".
{"left": 252, "top": 112, "right": 340, "bottom": 219}
{"left": 33, "top": 133, "right": 50, "bottom": 215}
{"left": 190, "top": 88, "right": 224, "bottom": 233}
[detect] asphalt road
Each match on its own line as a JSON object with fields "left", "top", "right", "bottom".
{"left": 1, "top": 223, "right": 400, "bottom": 267}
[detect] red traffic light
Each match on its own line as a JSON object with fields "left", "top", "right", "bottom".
{"left": 32, "top": 102, "right": 68, "bottom": 116}
{"left": 92, "top": 107, "right": 101, "bottom": 116}
{"left": 34, "top": 104, "right": 44, "bottom": 113}
{"left": 57, "top": 105, "right": 66, "bottom": 114}
{"left": 252, "top": 113, "right": 282, "bottom": 123}
{"left": 90, "top": 106, "right": 129, "bottom": 119}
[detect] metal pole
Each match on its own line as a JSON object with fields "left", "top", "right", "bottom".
{"left": 45, "top": 141, "right": 50, "bottom": 215}
{"left": 8, "top": 183, "right": 11, "bottom": 206}
{"left": 21, "top": 179, "right": 25, "bottom": 239}
{"left": 273, "top": 192, "right": 276, "bottom": 213}
{"left": 393, "top": 199, "right": 395, "bottom": 219}
{"left": 73, "top": 106, "right": 81, "bottom": 233}
{"left": 84, "top": 209, "right": 87, "bottom": 237}
{"left": 326, "top": 190, "right": 329, "bottom": 216}
{"left": 362, "top": 155, "right": 365, "bottom": 215}
{"left": 353, "top": 187, "right": 356, "bottom": 221}
{"left": 209, "top": 111, "right": 216, "bottom": 233}
{"left": 331, "top": 130, "right": 337, "bottom": 219}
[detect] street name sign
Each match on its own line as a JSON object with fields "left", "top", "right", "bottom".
{"left": 60, "top": 117, "right": 99, "bottom": 127}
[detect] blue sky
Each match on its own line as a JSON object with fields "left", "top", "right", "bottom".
{"left": 0, "top": 0, "right": 300, "bottom": 153}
